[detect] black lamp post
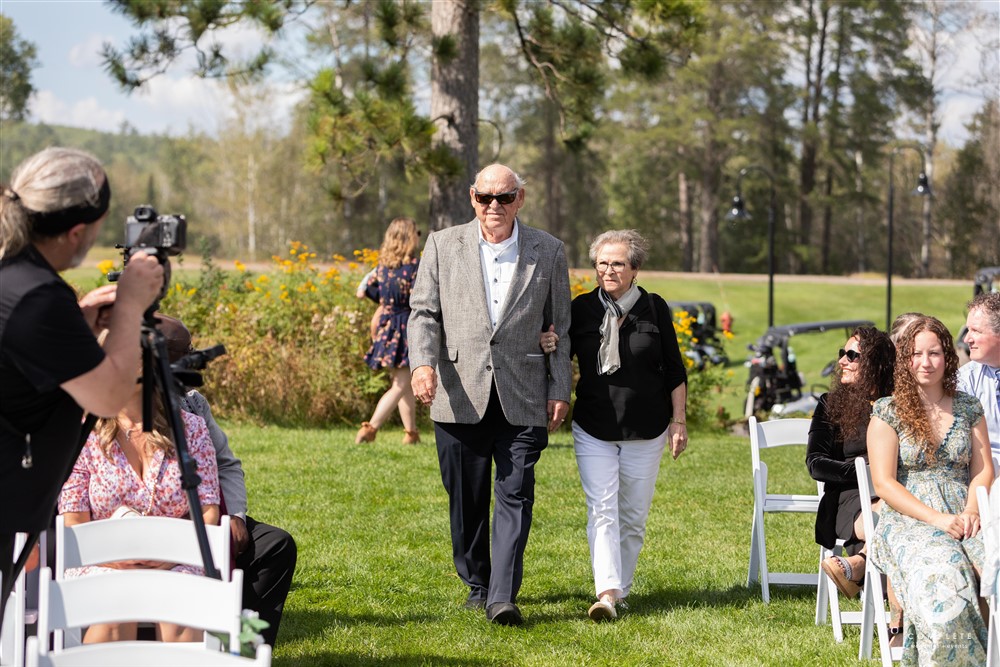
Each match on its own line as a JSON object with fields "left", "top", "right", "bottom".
{"left": 886, "top": 144, "right": 932, "bottom": 330}
{"left": 728, "top": 166, "right": 777, "bottom": 328}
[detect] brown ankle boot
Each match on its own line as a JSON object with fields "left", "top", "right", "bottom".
{"left": 402, "top": 430, "right": 420, "bottom": 445}
{"left": 355, "top": 422, "right": 378, "bottom": 443}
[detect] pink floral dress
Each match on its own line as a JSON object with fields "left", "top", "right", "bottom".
{"left": 58, "top": 411, "right": 220, "bottom": 576}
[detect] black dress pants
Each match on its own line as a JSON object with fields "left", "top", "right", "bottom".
{"left": 237, "top": 517, "right": 297, "bottom": 647}
{"left": 434, "top": 385, "right": 547, "bottom": 607}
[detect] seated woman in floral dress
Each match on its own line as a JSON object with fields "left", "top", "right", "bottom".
{"left": 58, "top": 376, "right": 220, "bottom": 644}
{"left": 868, "top": 315, "right": 993, "bottom": 664}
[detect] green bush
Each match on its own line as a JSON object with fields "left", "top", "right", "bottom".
{"left": 158, "top": 243, "right": 383, "bottom": 426}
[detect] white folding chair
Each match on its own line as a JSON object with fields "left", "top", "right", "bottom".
{"left": 978, "top": 476, "right": 999, "bottom": 667}
{"left": 36, "top": 567, "right": 244, "bottom": 656}
{"left": 56, "top": 515, "right": 231, "bottom": 581}
{"left": 2, "top": 534, "right": 32, "bottom": 667}
{"left": 54, "top": 515, "right": 232, "bottom": 650}
{"left": 747, "top": 417, "right": 823, "bottom": 604}
{"left": 856, "top": 458, "right": 903, "bottom": 666}
{"left": 25, "top": 635, "right": 270, "bottom": 666}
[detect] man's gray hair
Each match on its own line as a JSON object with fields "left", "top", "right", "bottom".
{"left": 588, "top": 229, "right": 649, "bottom": 270}
{"left": 968, "top": 292, "right": 1000, "bottom": 335}
{"left": 472, "top": 164, "right": 526, "bottom": 190}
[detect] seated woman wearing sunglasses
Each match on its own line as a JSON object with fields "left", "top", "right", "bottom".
{"left": 807, "top": 328, "right": 895, "bottom": 603}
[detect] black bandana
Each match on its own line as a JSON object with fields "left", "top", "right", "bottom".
{"left": 26, "top": 177, "right": 111, "bottom": 235}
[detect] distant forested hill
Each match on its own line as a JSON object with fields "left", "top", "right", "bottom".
{"left": 1, "top": 121, "right": 198, "bottom": 250}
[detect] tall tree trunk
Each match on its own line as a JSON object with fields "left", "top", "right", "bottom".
{"left": 697, "top": 166, "right": 721, "bottom": 273}
{"left": 854, "top": 150, "right": 867, "bottom": 273}
{"left": 429, "top": 0, "right": 479, "bottom": 230}
{"left": 797, "top": 2, "right": 829, "bottom": 274}
{"left": 820, "top": 5, "right": 846, "bottom": 274}
{"left": 678, "top": 167, "right": 693, "bottom": 272}
{"left": 543, "top": 100, "right": 563, "bottom": 239}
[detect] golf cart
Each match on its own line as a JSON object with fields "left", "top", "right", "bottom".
{"left": 956, "top": 266, "right": 1000, "bottom": 362}
{"left": 744, "top": 319, "right": 875, "bottom": 419}
{"left": 668, "top": 301, "right": 730, "bottom": 369}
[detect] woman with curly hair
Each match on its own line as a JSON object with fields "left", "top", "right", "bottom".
{"left": 868, "top": 315, "right": 993, "bottom": 664}
{"left": 807, "top": 327, "right": 895, "bottom": 601}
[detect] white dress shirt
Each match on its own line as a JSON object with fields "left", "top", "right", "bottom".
{"left": 478, "top": 220, "right": 520, "bottom": 329}
{"left": 958, "top": 360, "right": 1000, "bottom": 456}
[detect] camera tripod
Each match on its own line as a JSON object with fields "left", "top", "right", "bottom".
{"left": 139, "top": 309, "right": 221, "bottom": 580}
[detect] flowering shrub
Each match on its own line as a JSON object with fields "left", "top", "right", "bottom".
{"left": 671, "top": 309, "right": 732, "bottom": 428}
{"left": 152, "top": 243, "right": 383, "bottom": 426}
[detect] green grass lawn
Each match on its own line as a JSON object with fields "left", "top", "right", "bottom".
{"left": 232, "top": 423, "right": 874, "bottom": 666}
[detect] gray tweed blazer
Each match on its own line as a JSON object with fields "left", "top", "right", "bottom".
{"left": 408, "top": 219, "right": 572, "bottom": 427}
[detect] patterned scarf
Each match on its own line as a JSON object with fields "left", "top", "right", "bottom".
{"left": 597, "top": 284, "right": 640, "bottom": 375}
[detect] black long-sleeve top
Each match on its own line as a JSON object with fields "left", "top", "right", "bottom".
{"left": 569, "top": 287, "right": 687, "bottom": 441}
{"left": 806, "top": 393, "right": 870, "bottom": 548}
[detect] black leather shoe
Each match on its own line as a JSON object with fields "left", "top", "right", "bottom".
{"left": 464, "top": 596, "right": 487, "bottom": 610}
{"left": 486, "top": 602, "right": 523, "bottom": 626}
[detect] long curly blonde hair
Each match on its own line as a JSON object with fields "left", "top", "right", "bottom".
{"left": 95, "top": 390, "right": 176, "bottom": 460}
{"left": 892, "top": 315, "right": 959, "bottom": 461}
{"left": 378, "top": 217, "right": 420, "bottom": 269}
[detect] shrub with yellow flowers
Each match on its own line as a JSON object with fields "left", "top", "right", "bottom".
{"left": 156, "top": 242, "right": 385, "bottom": 426}
{"left": 671, "top": 309, "right": 731, "bottom": 428}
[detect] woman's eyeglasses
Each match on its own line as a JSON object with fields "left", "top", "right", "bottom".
{"left": 594, "top": 261, "right": 628, "bottom": 273}
{"left": 838, "top": 348, "right": 861, "bottom": 362}
{"left": 473, "top": 190, "right": 518, "bottom": 206}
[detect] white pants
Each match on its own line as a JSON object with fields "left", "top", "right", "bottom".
{"left": 573, "top": 421, "right": 667, "bottom": 599}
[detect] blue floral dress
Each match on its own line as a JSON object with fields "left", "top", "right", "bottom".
{"left": 363, "top": 258, "right": 418, "bottom": 370}
{"left": 870, "top": 392, "right": 988, "bottom": 666}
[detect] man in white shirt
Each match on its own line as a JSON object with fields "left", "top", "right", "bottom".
{"left": 957, "top": 292, "right": 1000, "bottom": 465}
{"left": 409, "top": 163, "right": 571, "bottom": 625}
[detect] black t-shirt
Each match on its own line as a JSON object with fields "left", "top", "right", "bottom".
{"left": 1, "top": 258, "right": 105, "bottom": 433}
{"left": 0, "top": 246, "right": 105, "bottom": 532}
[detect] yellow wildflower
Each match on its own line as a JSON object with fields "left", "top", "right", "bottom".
{"left": 97, "top": 259, "right": 116, "bottom": 275}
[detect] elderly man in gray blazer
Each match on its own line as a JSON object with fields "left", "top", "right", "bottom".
{"left": 409, "top": 163, "right": 572, "bottom": 626}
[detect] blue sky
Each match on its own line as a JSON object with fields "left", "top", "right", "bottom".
{"left": 1, "top": 0, "right": 304, "bottom": 136}
{"left": 1, "top": 0, "right": 996, "bottom": 144}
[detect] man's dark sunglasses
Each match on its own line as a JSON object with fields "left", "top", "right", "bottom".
{"left": 473, "top": 189, "right": 518, "bottom": 206}
{"left": 838, "top": 348, "right": 861, "bottom": 362}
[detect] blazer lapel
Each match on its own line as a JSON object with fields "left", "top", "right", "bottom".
{"left": 496, "top": 223, "right": 539, "bottom": 329}
{"left": 460, "top": 220, "right": 492, "bottom": 326}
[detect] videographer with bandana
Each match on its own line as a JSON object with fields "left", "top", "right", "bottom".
{"left": 0, "top": 147, "right": 163, "bottom": 620}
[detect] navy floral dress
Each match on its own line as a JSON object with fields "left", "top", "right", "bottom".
{"left": 363, "top": 258, "right": 418, "bottom": 370}
{"left": 870, "top": 392, "right": 988, "bottom": 666}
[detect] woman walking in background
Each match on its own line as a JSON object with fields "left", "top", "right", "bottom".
{"left": 355, "top": 218, "right": 420, "bottom": 445}
{"left": 567, "top": 229, "right": 688, "bottom": 622}
{"left": 868, "top": 315, "right": 993, "bottom": 664}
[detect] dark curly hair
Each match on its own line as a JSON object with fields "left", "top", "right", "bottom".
{"left": 826, "top": 327, "right": 895, "bottom": 439}
{"left": 892, "top": 315, "right": 959, "bottom": 461}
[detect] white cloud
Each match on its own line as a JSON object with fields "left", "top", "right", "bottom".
{"left": 68, "top": 34, "right": 112, "bottom": 69}
{"left": 30, "top": 90, "right": 127, "bottom": 133}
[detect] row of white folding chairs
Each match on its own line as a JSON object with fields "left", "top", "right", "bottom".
{"left": 4, "top": 515, "right": 269, "bottom": 666}
{"left": 749, "top": 415, "right": 997, "bottom": 666}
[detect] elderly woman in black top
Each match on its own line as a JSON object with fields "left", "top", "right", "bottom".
{"left": 807, "top": 326, "right": 895, "bottom": 599}
{"left": 567, "top": 229, "right": 688, "bottom": 622}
